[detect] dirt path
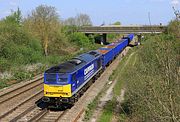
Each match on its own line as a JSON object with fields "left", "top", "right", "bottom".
{"left": 89, "top": 80, "right": 117, "bottom": 122}
{"left": 111, "top": 51, "right": 138, "bottom": 122}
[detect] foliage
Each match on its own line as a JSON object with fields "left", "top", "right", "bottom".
{"left": 0, "top": 80, "right": 9, "bottom": 89}
{"left": 107, "top": 33, "right": 120, "bottom": 42}
{"left": 98, "top": 99, "right": 116, "bottom": 122}
{"left": 0, "top": 6, "right": 99, "bottom": 89}
{"left": 62, "top": 25, "right": 79, "bottom": 34}
{"left": 167, "top": 19, "right": 180, "bottom": 38}
{"left": 0, "top": 17, "right": 43, "bottom": 72}
{"left": 76, "top": 13, "right": 92, "bottom": 26}
{"left": 84, "top": 94, "right": 100, "bottom": 121}
{"left": 4, "top": 7, "right": 22, "bottom": 25}
{"left": 84, "top": 82, "right": 110, "bottom": 121}
{"left": 69, "top": 32, "right": 94, "bottom": 48}
{"left": 47, "top": 28, "right": 77, "bottom": 55}
{"left": 122, "top": 34, "right": 179, "bottom": 121}
{"left": 0, "top": 58, "right": 11, "bottom": 71}
{"left": 63, "top": 17, "right": 77, "bottom": 26}
{"left": 112, "top": 21, "right": 121, "bottom": 25}
{"left": 24, "top": 5, "right": 61, "bottom": 56}
{"left": 64, "top": 13, "right": 92, "bottom": 26}
{"left": 13, "top": 70, "right": 32, "bottom": 81}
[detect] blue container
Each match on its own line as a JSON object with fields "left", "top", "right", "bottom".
{"left": 127, "top": 34, "right": 134, "bottom": 41}
{"left": 98, "top": 48, "right": 114, "bottom": 68}
{"left": 107, "top": 43, "right": 119, "bottom": 57}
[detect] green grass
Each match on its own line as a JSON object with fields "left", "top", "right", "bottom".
{"left": 0, "top": 80, "right": 9, "bottom": 89}
{"left": 84, "top": 93, "right": 101, "bottom": 121}
{"left": 83, "top": 79, "right": 111, "bottom": 121}
{"left": 97, "top": 99, "right": 116, "bottom": 122}
{"left": 113, "top": 52, "right": 138, "bottom": 96}
{"left": 109, "top": 48, "right": 139, "bottom": 96}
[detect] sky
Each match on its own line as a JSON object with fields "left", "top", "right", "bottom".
{"left": 0, "top": 0, "right": 179, "bottom": 26}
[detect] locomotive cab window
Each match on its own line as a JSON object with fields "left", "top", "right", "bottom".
{"left": 58, "top": 78, "right": 68, "bottom": 83}
{"left": 57, "top": 74, "right": 68, "bottom": 83}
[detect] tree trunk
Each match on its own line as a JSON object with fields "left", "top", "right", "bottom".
{"left": 44, "top": 35, "right": 48, "bottom": 56}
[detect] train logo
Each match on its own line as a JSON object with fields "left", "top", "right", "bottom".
{"left": 84, "top": 64, "right": 94, "bottom": 80}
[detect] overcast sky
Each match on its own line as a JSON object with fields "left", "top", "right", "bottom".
{"left": 0, "top": 0, "right": 179, "bottom": 25}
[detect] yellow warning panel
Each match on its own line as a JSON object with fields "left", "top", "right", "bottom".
{"left": 44, "top": 84, "right": 71, "bottom": 97}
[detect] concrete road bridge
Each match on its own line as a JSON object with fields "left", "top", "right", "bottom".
{"left": 78, "top": 25, "right": 167, "bottom": 44}
{"left": 78, "top": 25, "right": 167, "bottom": 34}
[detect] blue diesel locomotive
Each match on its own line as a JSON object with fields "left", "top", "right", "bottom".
{"left": 42, "top": 34, "right": 134, "bottom": 106}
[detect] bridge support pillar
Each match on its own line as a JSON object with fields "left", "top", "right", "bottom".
{"left": 100, "top": 33, "right": 107, "bottom": 45}
{"left": 137, "top": 34, "right": 142, "bottom": 45}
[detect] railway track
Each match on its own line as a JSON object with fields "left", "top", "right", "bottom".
{"left": 0, "top": 75, "right": 68, "bottom": 122}
{"left": 9, "top": 106, "right": 68, "bottom": 122}
{"left": 0, "top": 75, "right": 43, "bottom": 103}
{"left": 34, "top": 109, "right": 68, "bottom": 122}
{"left": 0, "top": 75, "right": 44, "bottom": 121}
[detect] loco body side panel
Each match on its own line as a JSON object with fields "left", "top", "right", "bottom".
{"left": 70, "top": 56, "right": 102, "bottom": 96}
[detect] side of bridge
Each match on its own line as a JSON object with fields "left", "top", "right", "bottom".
{"left": 78, "top": 25, "right": 167, "bottom": 44}
{"left": 78, "top": 25, "right": 167, "bottom": 34}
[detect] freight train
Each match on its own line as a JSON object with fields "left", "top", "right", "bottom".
{"left": 42, "top": 34, "right": 134, "bottom": 107}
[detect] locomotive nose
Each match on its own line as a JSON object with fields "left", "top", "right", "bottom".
{"left": 42, "top": 97, "right": 50, "bottom": 102}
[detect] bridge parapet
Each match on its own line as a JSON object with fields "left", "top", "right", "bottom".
{"left": 79, "top": 25, "right": 167, "bottom": 34}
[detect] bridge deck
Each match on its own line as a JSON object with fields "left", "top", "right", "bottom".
{"left": 79, "top": 26, "right": 167, "bottom": 34}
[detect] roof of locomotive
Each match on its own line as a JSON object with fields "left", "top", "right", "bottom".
{"left": 45, "top": 50, "right": 101, "bottom": 73}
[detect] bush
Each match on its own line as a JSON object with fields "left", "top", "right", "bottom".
{"left": 167, "top": 20, "right": 180, "bottom": 38}
{"left": 0, "top": 20, "right": 43, "bottom": 71}
{"left": 42, "top": 55, "right": 62, "bottom": 65}
{"left": 48, "top": 31, "right": 76, "bottom": 55}
{"left": 14, "top": 71, "right": 32, "bottom": 81}
{"left": 123, "top": 34, "right": 179, "bottom": 121}
{"left": 69, "top": 32, "right": 93, "bottom": 47}
{"left": 0, "top": 58, "right": 12, "bottom": 71}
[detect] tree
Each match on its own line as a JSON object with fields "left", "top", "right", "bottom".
{"left": 112, "top": 21, "right": 121, "bottom": 25}
{"left": 76, "top": 13, "right": 92, "bottom": 26}
{"left": 168, "top": 19, "right": 180, "bottom": 38}
{"left": 64, "top": 13, "right": 92, "bottom": 27}
{"left": 24, "top": 5, "right": 60, "bottom": 56}
{"left": 64, "top": 17, "right": 76, "bottom": 26}
{"left": 4, "top": 7, "right": 22, "bottom": 25}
